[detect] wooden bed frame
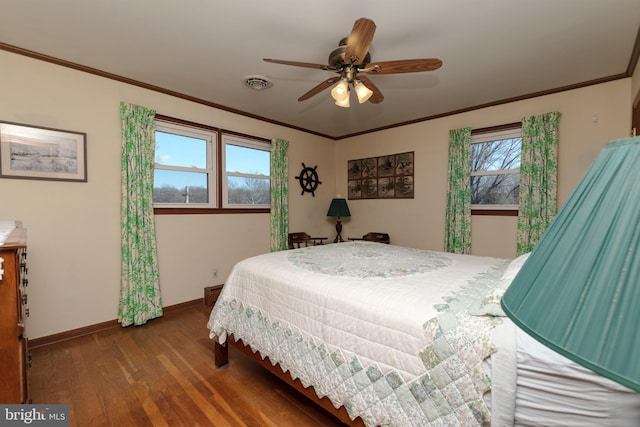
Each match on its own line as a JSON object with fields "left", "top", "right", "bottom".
{"left": 215, "top": 335, "right": 366, "bottom": 426}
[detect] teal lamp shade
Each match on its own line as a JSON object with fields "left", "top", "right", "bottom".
{"left": 502, "top": 135, "right": 640, "bottom": 392}
{"left": 327, "top": 198, "right": 351, "bottom": 218}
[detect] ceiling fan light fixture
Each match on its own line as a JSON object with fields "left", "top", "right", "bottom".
{"left": 335, "top": 96, "right": 350, "bottom": 108}
{"left": 262, "top": 18, "right": 442, "bottom": 110}
{"left": 330, "top": 79, "right": 350, "bottom": 102}
{"left": 354, "top": 80, "right": 373, "bottom": 103}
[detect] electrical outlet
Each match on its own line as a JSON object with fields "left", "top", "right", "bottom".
{"left": 212, "top": 267, "right": 218, "bottom": 279}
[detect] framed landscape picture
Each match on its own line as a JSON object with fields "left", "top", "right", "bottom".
{"left": 0, "top": 121, "right": 87, "bottom": 182}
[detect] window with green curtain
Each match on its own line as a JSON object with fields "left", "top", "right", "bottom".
{"left": 517, "top": 111, "right": 560, "bottom": 255}
{"left": 270, "top": 138, "right": 289, "bottom": 252}
{"left": 119, "top": 102, "right": 163, "bottom": 327}
{"left": 444, "top": 127, "right": 472, "bottom": 254}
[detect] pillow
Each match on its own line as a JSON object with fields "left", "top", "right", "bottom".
{"left": 468, "top": 287, "right": 507, "bottom": 317}
{"left": 495, "top": 252, "right": 531, "bottom": 289}
{"left": 468, "top": 253, "right": 531, "bottom": 317}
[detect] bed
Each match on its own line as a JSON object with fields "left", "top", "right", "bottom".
{"left": 207, "top": 241, "right": 640, "bottom": 426}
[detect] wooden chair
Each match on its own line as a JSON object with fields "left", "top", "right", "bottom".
{"left": 288, "top": 232, "right": 327, "bottom": 249}
{"left": 362, "top": 232, "right": 390, "bottom": 244}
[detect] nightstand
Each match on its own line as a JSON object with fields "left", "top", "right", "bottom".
{"left": 204, "top": 285, "right": 224, "bottom": 306}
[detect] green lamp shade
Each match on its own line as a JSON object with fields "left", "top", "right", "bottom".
{"left": 502, "top": 136, "right": 640, "bottom": 392}
{"left": 327, "top": 198, "right": 351, "bottom": 217}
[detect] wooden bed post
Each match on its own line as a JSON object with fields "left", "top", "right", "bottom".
{"left": 214, "top": 340, "right": 229, "bottom": 368}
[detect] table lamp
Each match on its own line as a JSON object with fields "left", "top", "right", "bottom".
{"left": 327, "top": 197, "right": 351, "bottom": 243}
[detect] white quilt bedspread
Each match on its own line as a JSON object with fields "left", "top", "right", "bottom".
{"left": 208, "top": 242, "right": 510, "bottom": 426}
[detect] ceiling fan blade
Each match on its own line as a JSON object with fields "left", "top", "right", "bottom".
{"left": 364, "top": 58, "right": 443, "bottom": 74}
{"left": 344, "top": 18, "right": 376, "bottom": 65}
{"left": 298, "top": 77, "right": 341, "bottom": 101}
{"left": 357, "top": 75, "right": 384, "bottom": 104}
{"left": 263, "top": 58, "right": 337, "bottom": 71}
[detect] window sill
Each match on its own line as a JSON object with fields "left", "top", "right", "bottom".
{"left": 471, "top": 209, "right": 518, "bottom": 216}
{"left": 154, "top": 208, "right": 270, "bottom": 215}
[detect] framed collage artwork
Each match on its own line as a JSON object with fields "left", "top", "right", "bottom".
{"left": 347, "top": 151, "right": 414, "bottom": 200}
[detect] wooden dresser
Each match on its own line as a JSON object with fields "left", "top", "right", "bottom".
{"left": 0, "top": 226, "right": 29, "bottom": 403}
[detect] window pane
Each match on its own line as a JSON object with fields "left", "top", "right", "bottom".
{"left": 153, "top": 170, "right": 209, "bottom": 203}
{"left": 225, "top": 144, "right": 269, "bottom": 175}
{"left": 227, "top": 176, "right": 270, "bottom": 205}
{"left": 471, "top": 138, "right": 521, "bottom": 172}
{"left": 156, "top": 131, "right": 207, "bottom": 169}
{"left": 471, "top": 173, "right": 519, "bottom": 205}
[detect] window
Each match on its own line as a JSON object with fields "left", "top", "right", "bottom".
{"left": 471, "top": 127, "right": 522, "bottom": 210}
{"left": 153, "top": 118, "right": 270, "bottom": 212}
{"left": 222, "top": 135, "right": 270, "bottom": 208}
{"left": 154, "top": 121, "right": 216, "bottom": 208}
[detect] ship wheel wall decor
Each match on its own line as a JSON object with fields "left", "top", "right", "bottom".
{"left": 296, "top": 163, "right": 322, "bottom": 196}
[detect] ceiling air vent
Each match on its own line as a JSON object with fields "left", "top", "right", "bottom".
{"left": 243, "top": 75, "right": 273, "bottom": 90}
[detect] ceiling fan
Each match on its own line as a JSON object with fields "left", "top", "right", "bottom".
{"left": 263, "top": 18, "right": 442, "bottom": 107}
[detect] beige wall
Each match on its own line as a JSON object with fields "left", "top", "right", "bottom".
{"left": 0, "top": 49, "right": 634, "bottom": 339}
{"left": 0, "top": 51, "right": 335, "bottom": 338}
{"left": 336, "top": 79, "right": 632, "bottom": 258}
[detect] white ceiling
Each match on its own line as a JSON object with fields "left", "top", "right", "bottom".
{"left": 1, "top": 0, "right": 639, "bottom": 139}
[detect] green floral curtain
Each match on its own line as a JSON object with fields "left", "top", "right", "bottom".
{"left": 517, "top": 112, "right": 561, "bottom": 255}
{"left": 119, "top": 102, "right": 163, "bottom": 327}
{"left": 270, "top": 138, "right": 289, "bottom": 252}
{"left": 444, "top": 127, "right": 472, "bottom": 254}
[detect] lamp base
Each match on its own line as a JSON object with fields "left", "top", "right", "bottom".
{"left": 334, "top": 219, "right": 344, "bottom": 243}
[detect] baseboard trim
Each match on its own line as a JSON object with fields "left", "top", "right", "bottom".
{"left": 29, "top": 298, "right": 204, "bottom": 349}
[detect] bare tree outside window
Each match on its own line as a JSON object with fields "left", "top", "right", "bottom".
{"left": 153, "top": 184, "right": 208, "bottom": 203}
{"left": 471, "top": 137, "right": 521, "bottom": 206}
{"left": 227, "top": 176, "right": 270, "bottom": 205}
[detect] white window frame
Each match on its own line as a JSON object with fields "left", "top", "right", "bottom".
{"left": 153, "top": 120, "right": 217, "bottom": 209}
{"left": 221, "top": 134, "right": 271, "bottom": 209}
{"left": 470, "top": 127, "right": 522, "bottom": 210}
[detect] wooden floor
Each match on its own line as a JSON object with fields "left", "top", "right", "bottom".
{"left": 29, "top": 304, "right": 345, "bottom": 427}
